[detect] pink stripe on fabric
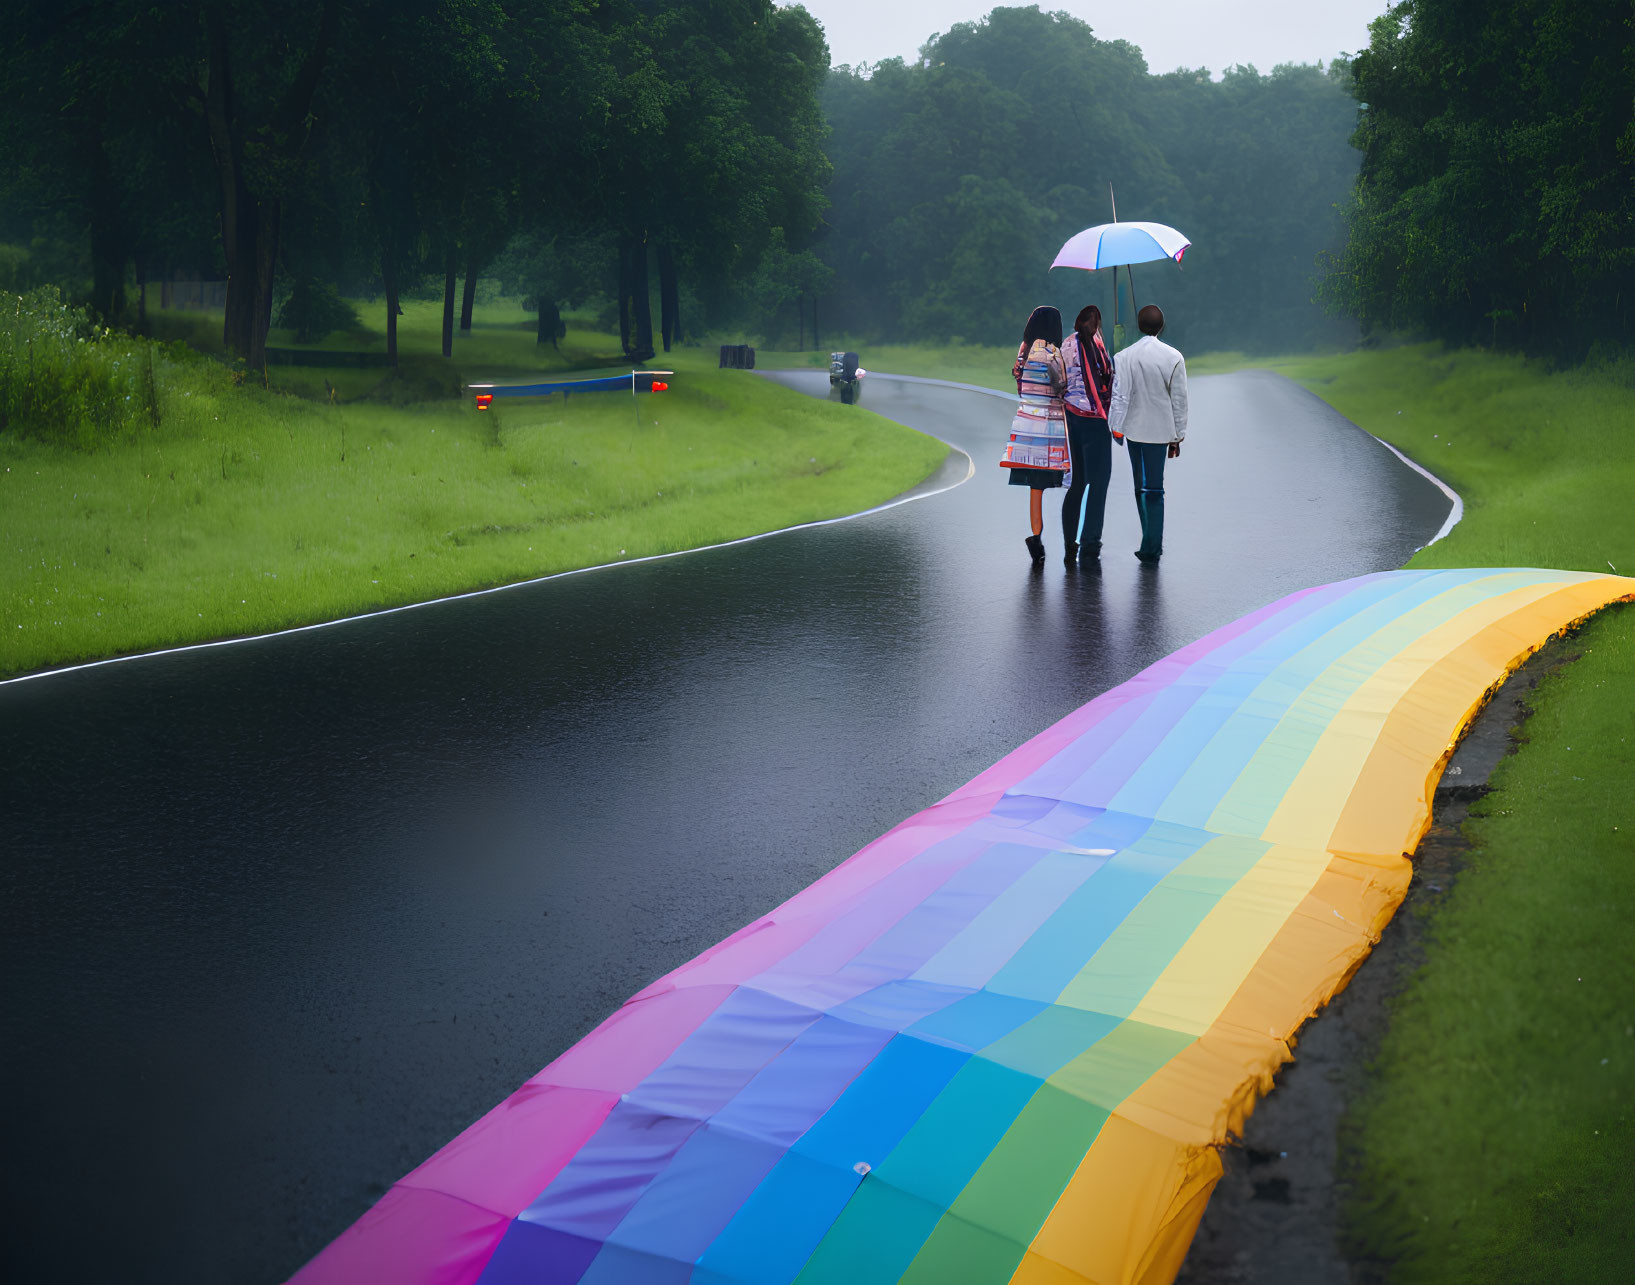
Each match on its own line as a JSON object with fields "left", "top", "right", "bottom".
{"left": 291, "top": 1186, "right": 510, "bottom": 1285}
{"left": 399, "top": 1085, "right": 620, "bottom": 1217}
{"left": 531, "top": 985, "right": 737, "bottom": 1092}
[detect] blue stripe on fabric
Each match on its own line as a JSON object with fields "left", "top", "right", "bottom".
{"left": 792, "top": 1056, "right": 1046, "bottom": 1285}
{"left": 1107, "top": 570, "right": 1475, "bottom": 827}
{"left": 565, "top": 835, "right": 1052, "bottom": 1275}
{"left": 694, "top": 1036, "right": 970, "bottom": 1285}
{"left": 581, "top": 1014, "right": 898, "bottom": 1282}
{"left": 984, "top": 817, "right": 1214, "bottom": 1004}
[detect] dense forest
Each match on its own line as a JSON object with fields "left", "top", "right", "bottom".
{"left": 0, "top": 0, "right": 832, "bottom": 368}
{"left": 1324, "top": 0, "right": 1635, "bottom": 357}
{"left": 1, "top": 2, "right": 1629, "bottom": 363}
{"left": 818, "top": 8, "right": 1362, "bottom": 352}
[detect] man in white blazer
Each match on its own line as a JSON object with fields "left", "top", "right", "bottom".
{"left": 1108, "top": 305, "right": 1189, "bottom": 563}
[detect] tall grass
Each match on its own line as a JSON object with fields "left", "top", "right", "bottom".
{"left": 1, "top": 288, "right": 163, "bottom": 446}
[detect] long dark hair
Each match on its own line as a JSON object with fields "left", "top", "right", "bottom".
{"left": 1074, "top": 305, "right": 1103, "bottom": 339}
{"left": 1020, "top": 305, "right": 1063, "bottom": 350}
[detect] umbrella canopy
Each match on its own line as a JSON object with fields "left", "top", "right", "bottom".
{"left": 1052, "top": 221, "right": 1190, "bottom": 271}
{"left": 293, "top": 566, "right": 1634, "bottom": 1285}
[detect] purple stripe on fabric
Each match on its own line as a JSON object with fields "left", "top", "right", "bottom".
{"left": 581, "top": 1016, "right": 899, "bottom": 1279}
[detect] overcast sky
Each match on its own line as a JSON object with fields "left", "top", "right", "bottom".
{"left": 798, "top": 1, "right": 1391, "bottom": 75}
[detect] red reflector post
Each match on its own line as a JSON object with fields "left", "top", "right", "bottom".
{"left": 475, "top": 393, "right": 493, "bottom": 410}
{"left": 652, "top": 381, "right": 669, "bottom": 392}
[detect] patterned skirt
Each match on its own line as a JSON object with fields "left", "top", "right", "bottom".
{"left": 1000, "top": 410, "right": 1070, "bottom": 489}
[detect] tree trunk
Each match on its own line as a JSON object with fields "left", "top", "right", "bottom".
{"left": 383, "top": 245, "right": 400, "bottom": 368}
{"left": 252, "top": 199, "right": 280, "bottom": 377}
{"left": 798, "top": 293, "right": 805, "bottom": 352}
{"left": 812, "top": 296, "right": 819, "bottom": 349}
{"left": 87, "top": 136, "right": 126, "bottom": 324}
{"left": 537, "top": 295, "right": 561, "bottom": 349}
{"left": 658, "top": 242, "right": 679, "bottom": 353}
{"left": 203, "top": 2, "right": 336, "bottom": 369}
{"left": 441, "top": 245, "right": 456, "bottom": 358}
{"left": 631, "top": 236, "right": 654, "bottom": 361}
{"left": 460, "top": 249, "right": 479, "bottom": 333}
{"left": 617, "top": 237, "right": 633, "bottom": 355}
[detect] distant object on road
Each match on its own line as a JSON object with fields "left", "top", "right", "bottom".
{"left": 829, "top": 350, "right": 866, "bottom": 404}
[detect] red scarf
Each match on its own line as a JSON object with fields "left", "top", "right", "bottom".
{"left": 1074, "top": 330, "right": 1114, "bottom": 419}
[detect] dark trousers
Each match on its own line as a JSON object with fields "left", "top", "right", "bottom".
{"left": 1127, "top": 441, "right": 1168, "bottom": 557}
{"left": 1061, "top": 409, "right": 1112, "bottom": 547}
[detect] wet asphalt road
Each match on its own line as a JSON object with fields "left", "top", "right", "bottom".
{"left": 0, "top": 370, "right": 1450, "bottom": 1284}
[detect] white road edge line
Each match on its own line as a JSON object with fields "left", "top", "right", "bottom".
{"left": 1, "top": 397, "right": 975, "bottom": 688}
{"left": 1362, "top": 432, "right": 1464, "bottom": 548}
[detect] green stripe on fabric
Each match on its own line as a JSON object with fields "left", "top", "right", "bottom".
{"left": 901, "top": 1081, "right": 1111, "bottom": 1284}
{"left": 1052, "top": 833, "right": 1269, "bottom": 1015}
{"left": 796, "top": 1056, "right": 1042, "bottom": 1283}
{"left": 899, "top": 1210, "right": 1043, "bottom": 1285}
{"left": 792, "top": 1176, "right": 947, "bottom": 1285}
{"left": 1049, "top": 1018, "right": 1197, "bottom": 1109}
{"left": 898, "top": 1023, "right": 1192, "bottom": 1282}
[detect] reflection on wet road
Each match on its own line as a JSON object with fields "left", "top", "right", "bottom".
{"left": 0, "top": 370, "right": 1449, "bottom": 1283}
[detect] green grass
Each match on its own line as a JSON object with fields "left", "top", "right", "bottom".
{"left": 1, "top": 308, "right": 945, "bottom": 679}
{"left": 1340, "top": 606, "right": 1635, "bottom": 1283}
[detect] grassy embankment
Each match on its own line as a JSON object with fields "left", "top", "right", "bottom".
{"left": 0, "top": 302, "right": 945, "bottom": 679}
{"left": 782, "top": 337, "right": 1635, "bottom": 1279}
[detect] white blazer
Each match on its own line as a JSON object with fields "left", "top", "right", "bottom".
{"left": 1108, "top": 335, "right": 1189, "bottom": 444}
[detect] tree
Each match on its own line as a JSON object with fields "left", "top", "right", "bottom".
{"left": 1325, "top": 0, "right": 1635, "bottom": 354}
{"left": 202, "top": 0, "right": 340, "bottom": 368}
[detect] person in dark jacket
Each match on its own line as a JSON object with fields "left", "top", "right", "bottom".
{"left": 1059, "top": 305, "right": 1116, "bottom": 565}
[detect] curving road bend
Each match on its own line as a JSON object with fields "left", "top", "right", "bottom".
{"left": 0, "top": 370, "right": 1450, "bottom": 1284}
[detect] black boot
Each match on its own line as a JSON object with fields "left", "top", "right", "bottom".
{"left": 1063, "top": 541, "right": 1079, "bottom": 566}
{"left": 1024, "top": 534, "right": 1045, "bottom": 564}
{"left": 1082, "top": 541, "right": 1101, "bottom": 560}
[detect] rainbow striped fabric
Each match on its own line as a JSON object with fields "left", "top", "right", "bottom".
{"left": 295, "top": 568, "right": 1632, "bottom": 1285}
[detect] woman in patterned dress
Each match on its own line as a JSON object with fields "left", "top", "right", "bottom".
{"left": 999, "top": 306, "right": 1069, "bottom": 565}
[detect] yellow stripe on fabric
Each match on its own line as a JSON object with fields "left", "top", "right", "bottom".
{"left": 1051, "top": 834, "right": 1268, "bottom": 1020}
{"left": 1325, "top": 576, "right": 1635, "bottom": 859}
{"left": 1124, "top": 841, "right": 1333, "bottom": 1038}
{"left": 899, "top": 836, "right": 1335, "bottom": 1281}
{"left": 1262, "top": 578, "right": 1588, "bottom": 849}
{"left": 1207, "top": 571, "right": 1557, "bottom": 844}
